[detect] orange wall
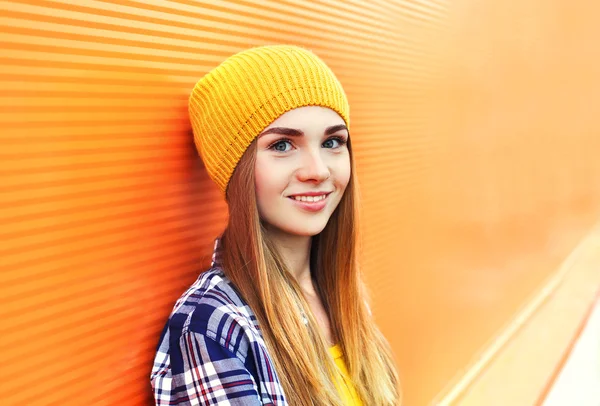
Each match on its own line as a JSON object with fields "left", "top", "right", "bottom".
{"left": 2, "top": 1, "right": 600, "bottom": 405}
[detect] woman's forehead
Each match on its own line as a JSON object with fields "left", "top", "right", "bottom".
{"left": 264, "top": 106, "right": 346, "bottom": 130}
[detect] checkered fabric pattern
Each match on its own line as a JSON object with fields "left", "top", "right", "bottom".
{"left": 151, "top": 238, "right": 288, "bottom": 405}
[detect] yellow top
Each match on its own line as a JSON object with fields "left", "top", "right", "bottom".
{"left": 329, "top": 344, "right": 364, "bottom": 405}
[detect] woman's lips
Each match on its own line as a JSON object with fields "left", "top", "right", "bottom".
{"left": 287, "top": 193, "right": 330, "bottom": 212}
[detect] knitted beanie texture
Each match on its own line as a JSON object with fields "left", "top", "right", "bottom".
{"left": 188, "top": 45, "right": 350, "bottom": 195}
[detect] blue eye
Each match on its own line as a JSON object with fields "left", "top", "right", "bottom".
{"left": 323, "top": 137, "right": 347, "bottom": 149}
{"left": 269, "top": 139, "right": 293, "bottom": 152}
{"left": 268, "top": 136, "right": 347, "bottom": 153}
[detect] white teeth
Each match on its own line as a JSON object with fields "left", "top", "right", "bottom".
{"left": 292, "top": 195, "right": 327, "bottom": 202}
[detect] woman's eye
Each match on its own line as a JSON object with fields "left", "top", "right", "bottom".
{"left": 270, "top": 140, "right": 292, "bottom": 152}
{"left": 323, "top": 137, "right": 345, "bottom": 149}
{"left": 269, "top": 137, "right": 346, "bottom": 152}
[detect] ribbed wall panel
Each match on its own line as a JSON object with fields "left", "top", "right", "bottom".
{"left": 2, "top": 1, "right": 600, "bottom": 405}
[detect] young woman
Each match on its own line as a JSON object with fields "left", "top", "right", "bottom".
{"left": 151, "top": 45, "right": 400, "bottom": 405}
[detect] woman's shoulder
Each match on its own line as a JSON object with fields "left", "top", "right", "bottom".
{"left": 165, "top": 266, "right": 262, "bottom": 348}
{"left": 152, "top": 267, "right": 285, "bottom": 404}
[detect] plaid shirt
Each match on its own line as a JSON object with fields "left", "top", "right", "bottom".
{"left": 151, "top": 238, "right": 289, "bottom": 405}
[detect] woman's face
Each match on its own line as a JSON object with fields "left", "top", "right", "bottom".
{"left": 255, "top": 106, "right": 351, "bottom": 237}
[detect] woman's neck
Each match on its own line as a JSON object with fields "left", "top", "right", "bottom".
{"left": 266, "top": 228, "right": 335, "bottom": 345}
{"left": 266, "top": 228, "right": 315, "bottom": 294}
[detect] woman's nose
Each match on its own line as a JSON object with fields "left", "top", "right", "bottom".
{"left": 296, "top": 150, "right": 331, "bottom": 182}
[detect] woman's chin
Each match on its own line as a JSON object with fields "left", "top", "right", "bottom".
{"left": 271, "top": 221, "right": 328, "bottom": 238}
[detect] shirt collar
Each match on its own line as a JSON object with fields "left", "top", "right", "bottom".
{"left": 211, "top": 236, "right": 223, "bottom": 268}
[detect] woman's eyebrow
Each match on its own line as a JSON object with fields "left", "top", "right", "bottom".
{"left": 258, "top": 124, "right": 348, "bottom": 138}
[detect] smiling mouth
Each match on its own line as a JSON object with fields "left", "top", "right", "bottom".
{"left": 288, "top": 193, "right": 330, "bottom": 203}
{"left": 286, "top": 192, "right": 332, "bottom": 212}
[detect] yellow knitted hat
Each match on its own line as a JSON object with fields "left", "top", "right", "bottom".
{"left": 188, "top": 45, "right": 350, "bottom": 195}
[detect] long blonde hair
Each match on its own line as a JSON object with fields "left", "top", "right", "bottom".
{"left": 220, "top": 136, "right": 401, "bottom": 405}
